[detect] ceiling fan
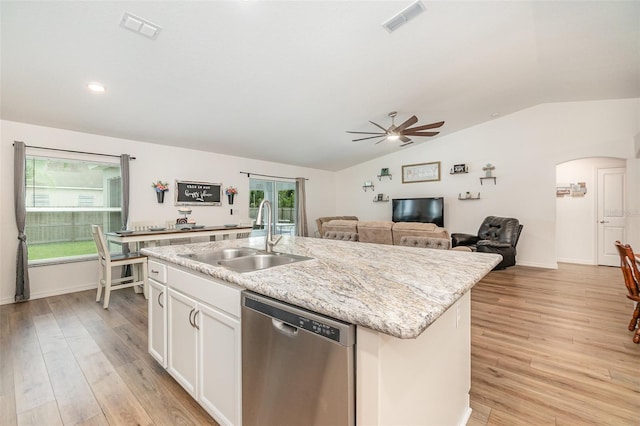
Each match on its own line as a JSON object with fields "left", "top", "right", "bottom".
{"left": 346, "top": 112, "right": 444, "bottom": 147}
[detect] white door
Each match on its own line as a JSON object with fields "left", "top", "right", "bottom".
{"left": 597, "top": 168, "right": 626, "bottom": 266}
{"left": 148, "top": 279, "right": 167, "bottom": 367}
{"left": 197, "top": 303, "right": 242, "bottom": 426}
{"left": 167, "top": 289, "right": 198, "bottom": 397}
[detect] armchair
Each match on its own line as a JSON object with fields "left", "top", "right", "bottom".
{"left": 451, "top": 216, "right": 523, "bottom": 269}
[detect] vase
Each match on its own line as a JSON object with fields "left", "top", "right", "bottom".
{"left": 228, "top": 194, "right": 234, "bottom": 205}
{"left": 156, "top": 191, "right": 165, "bottom": 203}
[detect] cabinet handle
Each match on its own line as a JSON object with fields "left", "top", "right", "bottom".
{"left": 188, "top": 308, "right": 196, "bottom": 327}
{"left": 157, "top": 291, "right": 164, "bottom": 308}
{"left": 193, "top": 310, "right": 200, "bottom": 330}
{"left": 151, "top": 269, "right": 159, "bottom": 274}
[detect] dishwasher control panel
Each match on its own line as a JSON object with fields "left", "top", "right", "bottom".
{"left": 243, "top": 293, "right": 354, "bottom": 345}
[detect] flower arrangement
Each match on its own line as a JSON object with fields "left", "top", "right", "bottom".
{"left": 152, "top": 180, "right": 169, "bottom": 192}
{"left": 225, "top": 186, "right": 238, "bottom": 196}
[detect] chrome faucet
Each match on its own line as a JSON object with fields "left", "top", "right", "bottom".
{"left": 256, "top": 199, "right": 282, "bottom": 253}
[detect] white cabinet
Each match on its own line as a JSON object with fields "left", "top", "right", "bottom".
{"left": 148, "top": 260, "right": 167, "bottom": 368}
{"left": 151, "top": 261, "right": 242, "bottom": 426}
{"left": 148, "top": 278, "right": 167, "bottom": 367}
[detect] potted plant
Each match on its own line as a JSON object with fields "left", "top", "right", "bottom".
{"left": 225, "top": 186, "right": 238, "bottom": 205}
{"left": 152, "top": 180, "right": 169, "bottom": 203}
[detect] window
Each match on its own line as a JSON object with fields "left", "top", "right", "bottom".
{"left": 25, "top": 155, "right": 123, "bottom": 262}
{"left": 249, "top": 179, "right": 297, "bottom": 236}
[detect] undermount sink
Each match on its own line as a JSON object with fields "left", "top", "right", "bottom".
{"left": 180, "top": 248, "right": 313, "bottom": 273}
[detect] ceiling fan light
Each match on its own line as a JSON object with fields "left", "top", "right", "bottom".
{"left": 388, "top": 134, "right": 400, "bottom": 140}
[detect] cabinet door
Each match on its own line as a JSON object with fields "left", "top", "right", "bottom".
{"left": 167, "top": 288, "right": 198, "bottom": 397}
{"left": 197, "top": 303, "right": 242, "bottom": 426}
{"left": 148, "top": 279, "right": 167, "bottom": 367}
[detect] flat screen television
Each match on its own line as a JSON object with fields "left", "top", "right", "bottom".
{"left": 392, "top": 197, "right": 444, "bottom": 227}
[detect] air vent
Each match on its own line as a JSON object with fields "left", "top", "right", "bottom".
{"left": 382, "top": 0, "right": 426, "bottom": 33}
{"left": 120, "top": 12, "right": 162, "bottom": 40}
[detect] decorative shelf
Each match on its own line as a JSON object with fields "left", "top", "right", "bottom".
{"left": 363, "top": 184, "right": 375, "bottom": 191}
{"left": 373, "top": 195, "right": 390, "bottom": 202}
{"left": 458, "top": 192, "right": 481, "bottom": 200}
{"left": 450, "top": 171, "right": 468, "bottom": 175}
{"left": 480, "top": 177, "right": 497, "bottom": 185}
{"left": 377, "top": 174, "right": 392, "bottom": 181}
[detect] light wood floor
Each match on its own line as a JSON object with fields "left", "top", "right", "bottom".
{"left": 0, "top": 263, "right": 638, "bottom": 425}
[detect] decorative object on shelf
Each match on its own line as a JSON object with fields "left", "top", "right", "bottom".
{"left": 402, "top": 161, "right": 441, "bottom": 183}
{"left": 377, "top": 168, "right": 392, "bottom": 180}
{"left": 152, "top": 180, "right": 169, "bottom": 203}
{"left": 556, "top": 182, "right": 587, "bottom": 197}
{"left": 363, "top": 181, "right": 375, "bottom": 191}
{"left": 175, "top": 180, "right": 221, "bottom": 206}
{"left": 373, "top": 194, "right": 390, "bottom": 202}
{"left": 482, "top": 163, "right": 495, "bottom": 177}
{"left": 450, "top": 164, "right": 468, "bottom": 174}
{"left": 458, "top": 192, "right": 481, "bottom": 200}
{"left": 346, "top": 111, "right": 445, "bottom": 147}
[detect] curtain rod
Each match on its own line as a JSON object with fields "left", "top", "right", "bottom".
{"left": 240, "top": 172, "right": 308, "bottom": 181}
{"left": 14, "top": 143, "right": 136, "bottom": 160}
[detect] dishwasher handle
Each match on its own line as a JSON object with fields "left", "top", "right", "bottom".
{"left": 272, "top": 318, "right": 298, "bottom": 337}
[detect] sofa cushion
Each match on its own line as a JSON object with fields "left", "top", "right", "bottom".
{"left": 323, "top": 220, "right": 359, "bottom": 234}
{"left": 315, "top": 216, "right": 359, "bottom": 237}
{"left": 357, "top": 221, "right": 394, "bottom": 245}
{"left": 323, "top": 231, "right": 359, "bottom": 242}
{"left": 392, "top": 222, "right": 450, "bottom": 245}
{"left": 399, "top": 236, "right": 451, "bottom": 250}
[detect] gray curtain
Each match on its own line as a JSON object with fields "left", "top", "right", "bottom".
{"left": 14, "top": 141, "right": 30, "bottom": 301}
{"left": 295, "top": 178, "right": 309, "bottom": 237}
{"left": 120, "top": 154, "right": 130, "bottom": 230}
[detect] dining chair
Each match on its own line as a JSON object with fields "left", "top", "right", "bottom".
{"left": 91, "top": 224, "right": 148, "bottom": 309}
{"left": 614, "top": 240, "right": 640, "bottom": 344}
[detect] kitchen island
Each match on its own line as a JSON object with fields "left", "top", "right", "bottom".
{"left": 142, "top": 235, "right": 501, "bottom": 425}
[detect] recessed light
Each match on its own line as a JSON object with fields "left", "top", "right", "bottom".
{"left": 87, "top": 82, "right": 105, "bottom": 93}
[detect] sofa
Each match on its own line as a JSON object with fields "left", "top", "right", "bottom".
{"left": 321, "top": 219, "right": 449, "bottom": 245}
{"left": 315, "top": 216, "right": 359, "bottom": 237}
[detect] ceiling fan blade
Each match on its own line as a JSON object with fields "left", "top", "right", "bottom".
{"left": 400, "top": 135, "right": 412, "bottom": 143}
{"left": 404, "top": 121, "right": 445, "bottom": 132}
{"left": 403, "top": 131, "right": 440, "bottom": 137}
{"left": 369, "top": 120, "right": 389, "bottom": 133}
{"left": 395, "top": 115, "right": 418, "bottom": 133}
{"left": 375, "top": 137, "right": 388, "bottom": 144}
{"left": 346, "top": 131, "right": 386, "bottom": 135}
{"left": 352, "top": 135, "right": 389, "bottom": 142}
{"left": 400, "top": 141, "right": 414, "bottom": 147}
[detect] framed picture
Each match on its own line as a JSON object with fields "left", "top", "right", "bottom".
{"left": 380, "top": 168, "right": 390, "bottom": 176}
{"left": 175, "top": 180, "right": 222, "bottom": 205}
{"left": 402, "top": 161, "right": 441, "bottom": 183}
{"left": 377, "top": 193, "right": 384, "bottom": 201}
{"left": 453, "top": 164, "right": 467, "bottom": 173}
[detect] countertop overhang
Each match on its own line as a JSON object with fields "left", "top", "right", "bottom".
{"left": 141, "top": 236, "right": 501, "bottom": 339}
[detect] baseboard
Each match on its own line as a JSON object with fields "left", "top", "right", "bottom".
{"left": 0, "top": 282, "right": 96, "bottom": 306}
{"left": 516, "top": 260, "right": 558, "bottom": 269}
{"left": 458, "top": 406, "right": 472, "bottom": 426}
{"left": 555, "top": 257, "right": 596, "bottom": 265}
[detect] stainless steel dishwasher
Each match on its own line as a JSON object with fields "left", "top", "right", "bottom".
{"left": 242, "top": 291, "right": 356, "bottom": 426}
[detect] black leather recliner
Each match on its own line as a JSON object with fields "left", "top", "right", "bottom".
{"left": 451, "top": 216, "right": 523, "bottom": 269}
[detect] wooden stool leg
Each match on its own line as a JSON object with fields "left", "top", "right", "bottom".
{"left": 103, "top": 265, "right": 112, "bottom": 309}
{"left": 96, "top": 260, "right": 104, "bottom": 302}
{"left": 629, "top": 303, "right": 640, "bottom": 331}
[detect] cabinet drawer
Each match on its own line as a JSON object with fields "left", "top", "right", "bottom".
{"left": 148, "top": 260, "right": 167, "bottom": 284}
{"left": 168, "top": 266, "right": 241, "bottom": 318}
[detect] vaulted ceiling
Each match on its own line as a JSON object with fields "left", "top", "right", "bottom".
{"left": 2, "top": 1, "right": 639, "bottom": 171}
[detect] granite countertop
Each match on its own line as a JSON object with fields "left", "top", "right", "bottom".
{"left": 141, "top": 236, "right": 501, "bottom": 339}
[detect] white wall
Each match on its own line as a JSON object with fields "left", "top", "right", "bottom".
{"left": 0, "top": 120, "right": 336, "bottom": 304}
{"left": 335, "top": 99, "right": 640, "bottom": 269}
{"left": 556, "top": 158, "right": 626, "bottom": 264}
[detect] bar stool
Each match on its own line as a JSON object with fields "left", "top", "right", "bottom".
{"left": 91, "top": 225, "right": 148, "bottom": 309}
